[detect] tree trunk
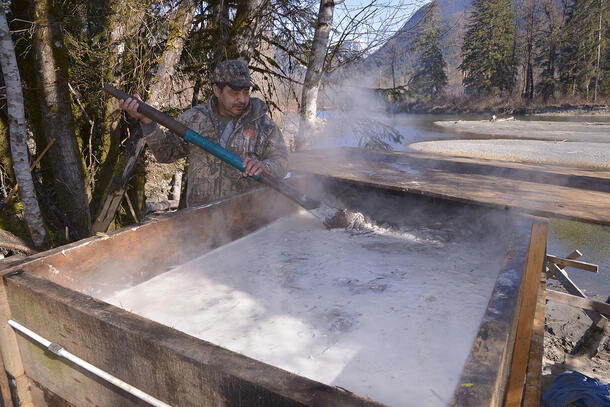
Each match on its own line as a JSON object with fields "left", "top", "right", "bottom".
{"left": 210, "top": 0, "right": 232, "bottom": 66}
{"left": 90, "top": 3, "right": 148, "bottom": 218}
{"left": 31, "top": 0, "right": 91, "bottom": 239}
{"left": 296, "top": 0, "right": 335, "bottom": 151}
{"left": 0, "top": 7, "right": 47, "bottom": 247}
{"left": 148, "top": 0, "right": 199, "bottom": 109}
{"left": 93, "top": 0, "right": 198, "bottom": 232}
{"left": 593, "top": 0, "right": 603, "bottom": 102}
{"left": 232, "top": 0, "right": 263, "bottom": 63}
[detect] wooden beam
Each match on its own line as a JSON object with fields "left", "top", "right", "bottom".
{"left": 504, "top": 222, "right": 548, "bottom": 407}
{"left": 0, "top": 340, "right": 14, "bottom": 407}
{"left": 523, "top": 271, "right": 546, "bottom": 406}
{"left": 546, "top": 254, "right": 598, "bottom": 273}
{"left": 547, "top": 263, "right": 604, "bottom": 325}
{"left": 546, "top": 290, "right": 610, "bottom": 317}
{"left": 0, "top": 270, "right": 33, "bottom": 407}
{"left": 566, "top": 250, "right": 582, "bottom": 260}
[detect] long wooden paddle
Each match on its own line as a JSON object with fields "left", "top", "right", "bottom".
{"left": 103, "top": 85, "right": 359, "bottom": 229}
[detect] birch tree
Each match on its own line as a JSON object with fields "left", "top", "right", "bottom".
{"left": 0, "top": 7, "right": 46, "bottom": 247}
{"left": 296, "top": 0, "right": 341, "bottom": 151}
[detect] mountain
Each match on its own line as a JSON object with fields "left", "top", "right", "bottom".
{"left": 346, "top": 0, "right": 473, "bottom": 93}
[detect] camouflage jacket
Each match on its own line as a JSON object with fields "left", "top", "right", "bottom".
{"left": 143, "top": 96, "right": 288, "bottom": 207}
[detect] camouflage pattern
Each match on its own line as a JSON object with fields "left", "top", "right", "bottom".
{"left": 143, "top": 96, "right": 288, "bottom": 207}
{"left": 213, "top": 60, "right": 253, "bottom": 88}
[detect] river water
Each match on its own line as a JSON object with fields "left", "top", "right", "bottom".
{"left": 315, "top": 111, "right": 609, "bottom": 298}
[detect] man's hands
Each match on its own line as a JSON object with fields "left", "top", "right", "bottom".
{"left": 119, "top": 94, "right": 152, "bottom": 124}
{"left": 242, "top": 157, "right": 264, "bottom": 177}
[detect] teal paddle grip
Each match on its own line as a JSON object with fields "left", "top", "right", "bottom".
{"left": 184, "top": 128, "right": 260, "bottom": 180}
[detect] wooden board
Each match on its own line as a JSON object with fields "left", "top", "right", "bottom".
{"left": 290, "top": 149, "right": 610, "bottom": 226}
{"left": 504, "top": 223, "right": 548, "bottom": 406}
{"left": 0, "top": 268, "right": 33, "bottom": 407}
{"left": 5, "top": 272, "right": 384, "bottom": 407}
{"left": 546, "top": 290, "right": 610, "bottom": 317}
{"left": 522, "top": 266, "right": 547, "bottom": 406}
{"left": 2, "top": 186, "right": 298, "bottom": 298}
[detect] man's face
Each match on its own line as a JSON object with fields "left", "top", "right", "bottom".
{"left": 213, "top": 84, "right": 250, "bottom": 117}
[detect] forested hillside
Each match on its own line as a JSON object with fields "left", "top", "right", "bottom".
{"left": 347, "top": 0, "right": 609, "bottom": 103}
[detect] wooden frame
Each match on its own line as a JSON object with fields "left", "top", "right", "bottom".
{"left": 0, "top": 177, "right": 544, "bottom": 407}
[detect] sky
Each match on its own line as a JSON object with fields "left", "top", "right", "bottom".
{"left": 331, "top": 0, "right": 426, "bottom": 50}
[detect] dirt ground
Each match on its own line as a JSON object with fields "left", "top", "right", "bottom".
{"left": 543, "top": 289, "right": 610, "bottom": 391}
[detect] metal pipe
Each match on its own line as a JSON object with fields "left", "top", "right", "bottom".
{"left": 8, "top": 320, "right": 172, "bottom": 407}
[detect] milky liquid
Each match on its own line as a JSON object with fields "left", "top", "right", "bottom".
{"left": 105, "top": 211, "right": 509, "bottom": 406}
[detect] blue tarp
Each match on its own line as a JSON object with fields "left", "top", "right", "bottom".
{"left": 542, "top": 371, "right": 610, "bottom": 407}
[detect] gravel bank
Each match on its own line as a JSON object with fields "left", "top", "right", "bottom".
{"left": 434, "top": 120, "right": 610, "bottom": 142}
{"left": 409, "top": 139, "right": 610, "bottom": 168}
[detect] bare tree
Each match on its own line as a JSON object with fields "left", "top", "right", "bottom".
{"left": 522, "top": 0, "right": 537, "bottom": 100}
{"left": 0, "top": 6, "right": 46, "bottom": 247}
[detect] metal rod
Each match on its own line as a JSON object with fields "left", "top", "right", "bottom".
{"left": 8, "top": 320, "right": 172, "bottom": 407}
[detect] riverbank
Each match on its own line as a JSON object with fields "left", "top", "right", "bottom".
{"left": 410, "top": 139, "right": 610, "bottom": 168}
{"left": 433, "top": 119, "right": 610, "bottom": 142}
{"left": 396, "top": 95, "right": 610, "bottom": 116}
{"left": 411, "top": 119, "right": 610, "bottom": 168}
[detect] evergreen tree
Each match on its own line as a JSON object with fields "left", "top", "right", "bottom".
{"left": 534, "top": 0, "right": 562, "bottom": 100}
{"left": 558, "top": 0, "right": 609, "bottom": 99}
{"left": 459, "top": 0, "right": 517, "bottom": 95}
{"left": 408, "top": 2, "right": 448, "bottom": 98}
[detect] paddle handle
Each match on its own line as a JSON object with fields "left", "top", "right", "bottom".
{"left": 103, "top": 85, "right": 188, "bottom": 137}
{"left": 103, "top": 85, "right": 321, "bottom": 210}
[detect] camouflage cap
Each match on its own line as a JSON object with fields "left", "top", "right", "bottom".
{"left": 213, "top": 60, "right": 253, "bottom": 88}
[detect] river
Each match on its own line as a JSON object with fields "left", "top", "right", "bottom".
{"left": 315, "top": 111, "right": 609, "bottom": 298}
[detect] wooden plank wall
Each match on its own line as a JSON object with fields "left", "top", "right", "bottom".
{"left": 1, "top": 186, "right": 299, "bottom": 298}
{"left": 5, "top": 272, "right": 384, "bottom": 407}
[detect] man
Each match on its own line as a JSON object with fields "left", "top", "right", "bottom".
{"left": 120, "top": 59, "right": 288, "bottom": 207}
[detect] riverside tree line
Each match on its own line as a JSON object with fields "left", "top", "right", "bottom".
{"left": 410, "top": 0, "right": 609, "bottom": 101}
{"left": 0, "top": 0, "right": 607, "bottom": 251}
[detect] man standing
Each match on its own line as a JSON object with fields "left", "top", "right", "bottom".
{"left": 120, "top": 59, "right": 288, "bottom": 207}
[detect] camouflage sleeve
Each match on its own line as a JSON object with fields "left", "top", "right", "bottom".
{"left": 261, "top": 122, "right": 289, "bottom": 179}
{"left": 142, "top": 108, "right": 201, "bottom": 163}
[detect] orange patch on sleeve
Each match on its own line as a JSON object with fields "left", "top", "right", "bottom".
{"left": 243, "top": 129, "right": 255, "bottom": 138}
